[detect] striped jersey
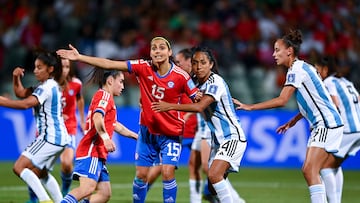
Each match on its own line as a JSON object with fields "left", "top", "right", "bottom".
{"left": 324, "top": 76, "right": 360, "bottom": 133}
{"left": 198, "top": 72, "right": 246, "bottom": 145}
{"left": 76, "top": 89, "right": 116, "bottom": 160}
{"left": 62, "top": 77, "right": 82, "bottom": 135}
{"left": 127, "top": 60, "right": 198, "bottom": 136}
{"left": 32, "top": 78, "right": 69, "bottom": 146}
{"left": 284, "top": 60, "right": 343, "bottom": 128}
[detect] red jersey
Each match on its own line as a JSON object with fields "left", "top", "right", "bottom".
{"left": 181, "top": 94, "right": 197, "bottom": 138}
{"left": 76, "top": 89, "right": 116, "bottom": 160}
{"left": 62, "top": 77, "right": 82, "bottom": 135}
{"left": 127, "top": 60, "right": 198, "bottom": 136}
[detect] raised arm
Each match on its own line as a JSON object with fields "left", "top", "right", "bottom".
{"left": 57, "top": 44, "right": 129, "bottom": 72}
{"left": 12, "top": 68, "right": 33, "bottom": 98}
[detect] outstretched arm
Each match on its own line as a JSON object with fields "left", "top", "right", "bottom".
{"left": 57, "top": 44, "right": 129, "bottom": 72}
{"left": 152, "top": 95, "right": 214, "bottom": 113}
{"left": 114, "top": 122, "right": 138, "bottom": 140}
{"left": 0, "top": 95, "right": 38, "bottom": 109}
{"left": 234, "top": 85, "right": 296, "bottom": 110}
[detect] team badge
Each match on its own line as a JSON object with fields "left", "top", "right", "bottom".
{"left": 68, "top": 89, "right": 74, "bottom": 96}
{"left": 208, "top": 85, "right": 218, "bottom": 94}
{"left": 99, "top": 99, "right": 108, "bottom": 108}
{"left": 168, "top": 81, "right": 174, "bottom": 88}
{"left": 287, "top": 73, "right": 295, "bottom": 83}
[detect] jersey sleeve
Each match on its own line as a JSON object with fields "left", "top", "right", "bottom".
{"left": 92, "top": 91, "right": 111, "bottom": 117}
{"left": 204, "top": 78, "right": 224, "bottom": 101}
{"left": 324, "top": 77, "right": 337, "bottom": 96}
{"left": 32, "top": 83, "right": 50, "bottom": 105}
{"left": 284, "top": 65, "right": 304, "bottom": 88}
{"left": 184, "top": 78, "right": 198, "bottom": 99}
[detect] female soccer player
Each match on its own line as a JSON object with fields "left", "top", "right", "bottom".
{"left": 59, "top": 58, "right": 86, "bottom": 195}
{"left": 61, "top": 68, "right": 138, "bottom": 203}
{"left": 233, "top": 30, "right": 344, "bottom": 203}
{"left": 151, "top": 46, "right": 247, "bottom": 203}
{"left": 314, "top": 57, "right": 360, "bottom": 203}
{"left": 1, "top": 51, "right": 69, "bottom": 203}
{"left": 27, "top": 58, "right": 86, "bottom": 203}
{"left": 57, "top": 37, "right": 198, "bottom": 203}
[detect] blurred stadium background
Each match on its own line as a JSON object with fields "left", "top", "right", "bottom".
{"left": 0, "top": 0, "right": 360, "bottom": 202}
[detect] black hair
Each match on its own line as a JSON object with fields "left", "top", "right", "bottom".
{"left": 88, "top": 68, "right": 121, "bottom": 88}
{"left": 315, "top": 56, "right": 337, "bottom": 76}
{"left": 191, "top": 46, "right": 219, "bottom": 74}
{"left": 35, "top": 51, "right": 62, "bottom": 82}
{"left": 282, "top": 29, "right": 303, "bottom": 56}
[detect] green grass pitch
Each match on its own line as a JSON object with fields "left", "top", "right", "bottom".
{"left": 0, "top": 162, "right": 359, "bottom": 203}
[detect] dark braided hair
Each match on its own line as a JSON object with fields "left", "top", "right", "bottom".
{"left": 282, "top": 29, "right": 303, "bottom": 56}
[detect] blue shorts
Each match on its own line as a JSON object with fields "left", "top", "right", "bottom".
{"left": 135, "top": 125, "right": 182, "bottom": 167}
{"left": 72, "top": 157, "right": 110, "bottom": 182}
{"left": 181, "top": 137, "right": 194, "bottom": 150}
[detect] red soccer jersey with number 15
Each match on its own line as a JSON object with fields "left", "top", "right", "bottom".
{"left": 127, "top": 60, "right": 198, "bottom": 136}
{"left": 76, "top": 89, "right": 116, "bottom": 160}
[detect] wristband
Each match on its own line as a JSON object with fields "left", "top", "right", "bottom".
{"left": 100, "top": 133, "right": 110, "bottom": 140}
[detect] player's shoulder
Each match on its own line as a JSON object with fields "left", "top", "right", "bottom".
{"left": 70, "top": 77, "right": 83, "bottom": 85}
{"left": 172, "top": 64, "right": 190, "bottom": 80}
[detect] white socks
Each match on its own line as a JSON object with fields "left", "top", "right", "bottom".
{"left": 189, "top": 179, "right": 202, "bottom": 203}
{"left": 320, "top": 168, "right": 338, "bottom": 203}
{"left": 20, "top": 168, "right": 51, "bottom": 202}
{"left": 213, "top": 179, "right": 233, "bottom": 203}
{"left": 41, "top": 173, "right": 63, "bottom": 203}
{"left": 309, "top": 184, "right": 326, "bottom": 203}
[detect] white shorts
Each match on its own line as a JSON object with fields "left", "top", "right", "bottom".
{"left": 335, "top": 132, "right": 360, "bottom": 158}
{"left": 209, "top": 139, "right": 247, "bottom": 173}
{"left": 191, "top": 132, "right": 202, "bottom": 151}
{"left": 191, "top": 123, "right": 211, "bottom": 151}
{"left": 65, "top": 135, "right": 76, "bottom": 149}
{"left": 308, "top": 126, "right": 343, "bottom": 153}
{"left": 22, "top": 138, "right": 65, "bottom": 171}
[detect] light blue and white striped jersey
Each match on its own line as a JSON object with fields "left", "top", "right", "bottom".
{"left": 32, "top": 78, "right": 70, "bottom": 146}
{"left": 198, "top": 73, "right": 246, "bottom": 145}
{"left": 285, "top": 60, "right": 343, "bottom": 128}
{"left": 324, "top": 76, "right": 360, "bottom": 133}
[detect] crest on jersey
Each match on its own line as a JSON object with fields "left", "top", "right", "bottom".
{"left": 287, "top": 73, "right": 295, "bottom": 83}
{"left": 68, "top": 89, "right": 74, "bottom": 96}
{"left": 208, "top": 85, "right": 218, "bottom": 94}
{"left": 168, "top": 81, "right": 174, "bottom": 88}
{"left": 99, "top": 99, "right": 108, "bottom": 108}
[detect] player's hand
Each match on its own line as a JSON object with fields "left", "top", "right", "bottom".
{"left": 232, "top": 98, "right": 252, "bottom": 110}
{"left": 276, "top": 123, "right": 291, "bottom": 134}
{"left": 194, "top": 91, "right": 203, "bottom": 102}
{"left": 56, "top": 44, "right": 80, "bottom": 60}
{"left": 13, "top": 67, "right": 25, "bottom": 78}
{"left": 151, "top": 100, "right": 171, "bottom": 112}
{"left": 103, "top": 139, "right": 116, "bottom": 152}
